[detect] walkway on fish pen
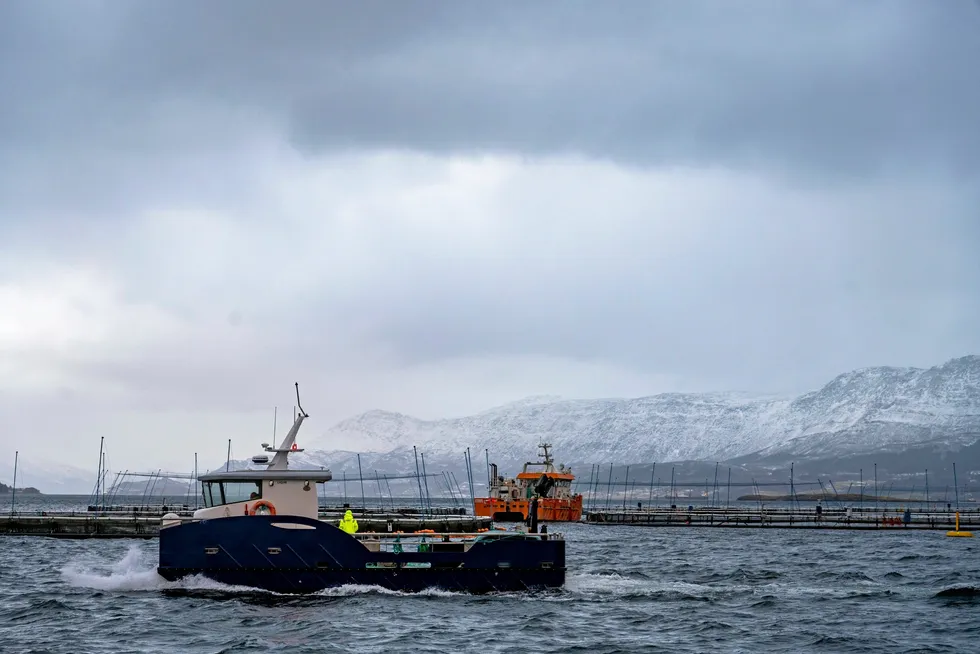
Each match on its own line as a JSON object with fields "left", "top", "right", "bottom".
{"left": 76, "top": 504, "right": 468, "bottom": 518}
{"left": 583, "top": 506, "right": 980, "bottom": 530}
{"left": 0, "top": 510, "right": 492, "bottom": 539}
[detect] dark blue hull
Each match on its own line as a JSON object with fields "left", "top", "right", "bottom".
{"left": 157, "top": 515, "right": 565, "bottom": 594}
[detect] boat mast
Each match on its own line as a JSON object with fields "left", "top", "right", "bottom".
{"left": 10, "top": 450, "right": 18, "bottom": 515}
{"left": 101, "top": 451, "right": 108, "bottom": 509}
{"left": 413, "top": 446, "right": 424, "bottom": 510}
{"left": 194, "top": 452, "right": 199, "bottom": 508}
{"left": 96, "top": 436, "right": 104, "bottom": 509}
{"left": 954, "top": 462, "right": 960, "bottom": 510}
{"left": 539, "top": 443, "right": 555, "bottom": 473}
{"left": 357, "top": 453, "right": 366, "bottom": 510}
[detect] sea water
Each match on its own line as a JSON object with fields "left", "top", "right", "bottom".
{"left": 1, "top": 496, "right": 978, "bottom": 653}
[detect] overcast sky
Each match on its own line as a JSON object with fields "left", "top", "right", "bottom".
{"left": 1, "top": 0, "right": 979, "bottom": 473}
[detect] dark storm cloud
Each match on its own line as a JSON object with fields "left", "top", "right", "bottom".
{"left": 287, "top": 1, "right": 980, "bottom": 179}
{"left": 1, "top": 0, "right": 978, "bottom": 402}
{"left": 2, "top": 0, "right": 979, "bottom": 198}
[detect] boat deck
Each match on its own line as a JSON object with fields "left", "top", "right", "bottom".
{"left": 0, "top": 511, "right": 493, "bottom": 539}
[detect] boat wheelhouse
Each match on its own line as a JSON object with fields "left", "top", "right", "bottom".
{"left": 157, "top": 384, "right": 565, "bottom": 594}
{"left": 475, "top": 444, "right": 584, "bottom": 522}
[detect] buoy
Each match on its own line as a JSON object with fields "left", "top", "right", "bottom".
{"left": 946, "top": 511, "right": 973, "bottom": 538}
{"left": 249, "top": 500, "right": 277, "bottom": 516}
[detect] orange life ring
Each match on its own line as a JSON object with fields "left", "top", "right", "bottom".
{"left": 291, "top": 443, "right": 298, "bottom": 451}
{"left": 249, "top": 500, "right": 276, "bottom": 516}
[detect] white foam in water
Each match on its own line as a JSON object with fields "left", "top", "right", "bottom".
{"left": 61, "top": 552, "right": 885, "bottom": 602}
{"left": 562, "top": 572, "right": 889, "bottom": 602}
{"left": 60, "top": 545, "right": 465, "bottom": 597}
{"left": 61, "top": 545, "right": 259, "bottom": 594}
{"left": 61, "top": 545, "right": 162, "bottom": 592}
{"left": 314, "top": 584, "right": 462, "bottom": 598}
{"left": 566, "top": 572, "right": 712, "bottom": 598}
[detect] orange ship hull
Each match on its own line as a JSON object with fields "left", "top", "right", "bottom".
{"left": 474, "top": 495, "right": 583, "bottom": 522}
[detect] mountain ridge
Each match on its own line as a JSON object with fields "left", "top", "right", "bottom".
{"left": 295, "top": 355, "right": 980, "bottom": 477}
{"left": 16, "top": 355, "right": 977, "bottom": 494}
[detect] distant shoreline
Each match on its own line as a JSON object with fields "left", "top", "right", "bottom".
{"left": 0, "top": 486, "right": 43, "bottom": 495}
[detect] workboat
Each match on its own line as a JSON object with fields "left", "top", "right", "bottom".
{"left": 157, "top": 384, "right": 565, "bottom": 594}
{"left": 475, "top": 444, "right": 583, "bottom": 522}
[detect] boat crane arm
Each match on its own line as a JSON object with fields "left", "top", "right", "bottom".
{"left": 266, "top": 383, "right": 308, "bottom": 470}
{"left": 534, "top": 474, "right": 555, "bottom": 498}
{"left": 295, "top": 381, "right": 307, "bottom": 419}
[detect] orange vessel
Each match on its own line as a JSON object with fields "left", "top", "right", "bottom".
{"left": 475, "top": 444, "right": 583, "bottom": 522}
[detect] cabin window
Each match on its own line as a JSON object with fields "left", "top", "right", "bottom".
{"left": 202, "top": 481, "right": 262, "bottom": 508}
{"left": 224, "top": 481, "right": 263, "bottom": 504}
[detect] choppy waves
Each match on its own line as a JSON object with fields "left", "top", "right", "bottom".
{"left": 1, "top": 524, "right": 979, "bottom": 653}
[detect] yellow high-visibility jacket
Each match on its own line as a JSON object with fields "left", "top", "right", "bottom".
{"left": 339, "top": 510, "right": 359, "bottom": 534}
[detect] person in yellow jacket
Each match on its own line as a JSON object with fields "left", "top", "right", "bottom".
{"left": 339, "top": 509, "right": 359, "bottom": 534}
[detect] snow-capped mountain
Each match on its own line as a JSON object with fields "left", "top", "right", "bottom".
{"left": 296, "top": 355, "right": 980, "bottom": 476}
{"left": 756, "top": 355, "right": 980, "bottom": 458}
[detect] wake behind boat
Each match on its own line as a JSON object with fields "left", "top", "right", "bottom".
{"left": 156, "top": 384, "right": 566, "bottom": 594}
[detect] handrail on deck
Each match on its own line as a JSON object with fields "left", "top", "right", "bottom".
{"left": 352, "top": 530, "right": 561, "bottom": 540}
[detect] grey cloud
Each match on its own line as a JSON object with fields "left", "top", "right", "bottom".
{"left": 2, "top": 0, "right": 980, "bottom": 215}
{"left": 1, "top": 0, "right": 978, "bottom": 406}
{"left": 316, "top": 190, "right": 980, "bottom": 392}
{"left": 289, "top": 1, "right": 980, "bottom": 178}
{"left": 5, "top": 1, "right": 980, "bottom": 473}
